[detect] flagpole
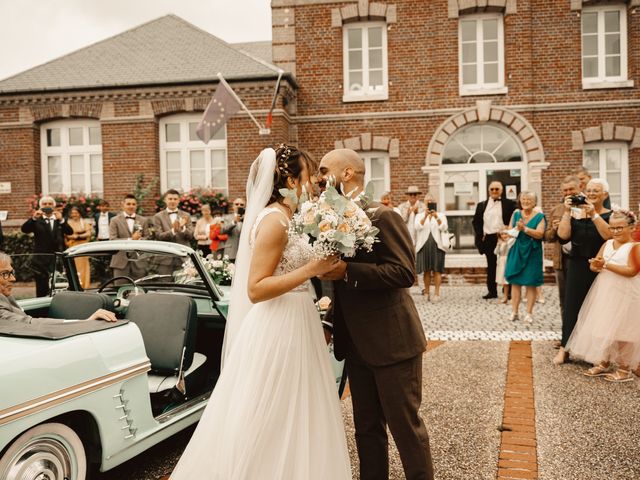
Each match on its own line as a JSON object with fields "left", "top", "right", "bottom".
{"left": 217, "top": 72, "right": 269, "bottom": 135}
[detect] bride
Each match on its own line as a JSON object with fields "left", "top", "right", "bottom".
{"left": 170, "top": 145, "right": 352, "bottom": 479}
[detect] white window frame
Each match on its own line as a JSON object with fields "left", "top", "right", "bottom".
{"left": 342, "top": 21, "right": 389, "bottom": 103}
{"left": 40, "top": 120, "right": 103, "bottom": 195}
{"left": 361, "top": 152, "right": 390, "bottom": 200}
{"left": 159, "top": 114, "right": 228, "bottom": 193}
{"left": 583, "top": 142, "right": 629, "bottom": 208}
{"left": 581, "top": 4, "right": 633, "bottom": 90}
{"left": 458, "top": 13, "right": 507, "bottom": 96}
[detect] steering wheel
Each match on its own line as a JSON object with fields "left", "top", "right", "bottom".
{"left": 97, "top": 276, "right": 137, "bottom": 293}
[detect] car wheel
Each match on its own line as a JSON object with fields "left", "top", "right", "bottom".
{"left": 0, "top": 422, "right": 87, "bottom": 480}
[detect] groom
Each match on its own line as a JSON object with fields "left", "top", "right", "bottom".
{"left": 319, "top": 149, "right": 434, "bottom": 480}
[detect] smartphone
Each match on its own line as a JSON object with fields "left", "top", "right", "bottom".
{"left": 427, "top": 202, "right": 437, "bottom": 211}
{"left": 237, "top": 207, "right": 245, "bottom": 216}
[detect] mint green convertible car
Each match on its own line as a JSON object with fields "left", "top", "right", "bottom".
{"left": 0, "top": 241, "right": 345, "bottom": 480}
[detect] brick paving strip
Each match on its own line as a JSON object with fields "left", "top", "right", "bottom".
{"left": 497, "top": 341, "right": 538, "bottom": 480}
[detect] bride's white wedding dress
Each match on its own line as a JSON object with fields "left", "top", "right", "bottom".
{"left": 171, "top": 207, "right": 352, "bottom": 480}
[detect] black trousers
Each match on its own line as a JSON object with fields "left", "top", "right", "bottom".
{"left": 562, "top": 257, "right": 597, "bottom": 347}
{"left": 481, "top": 233, "right": 499, "bottom": 296}
{"left": 347, "top": 349, "right": 434, "bottom": 480}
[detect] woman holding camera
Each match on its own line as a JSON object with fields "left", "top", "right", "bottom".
{"left": 414, "top": 193, "right": 449, "bottom": 302}
{"left": 504, "top": 191, "right": 546, "bottom": 323}
{"left": 554, "top": 178, "right": 612, "bottom": 365}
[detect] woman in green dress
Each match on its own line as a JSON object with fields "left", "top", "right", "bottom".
{"left": 505, "top": 191, "right": 546, "bottom": 323}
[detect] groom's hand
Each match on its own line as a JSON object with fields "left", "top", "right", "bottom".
{"left": 318, "top": 260, "right": 347, "bottom": 281}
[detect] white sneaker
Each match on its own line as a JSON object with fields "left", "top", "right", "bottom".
{"left": 509, "top": 312, "right": 518, "bottom": 322}
{"left": 523, "top": 314, "right": 534, "bottom": 324}
{"left": 431, "top": 295, "right": 441, "bottom": 303}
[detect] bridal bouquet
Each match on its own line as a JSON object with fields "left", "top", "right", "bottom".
{"left": 291, "top": 182, "right": 379, "bottom": 258}
{"left": 175, "top": 253, "right": 235, "bottom": 286}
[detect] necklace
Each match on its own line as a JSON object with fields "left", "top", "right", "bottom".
{"left": 277, "top": 201, "right": 293, "bottom": 218}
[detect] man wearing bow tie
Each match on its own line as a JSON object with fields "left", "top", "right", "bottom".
{"left": 109, "top": 194, "right": 147, "bottom": 279}
{"left": 152, "top": 190, "right": 194, "bottom": 276}
{"left": 21, "top": 196, "right": 73, "bottom": 297}
{"left": 472, "top": 181, "right": 516, "bottom": 299}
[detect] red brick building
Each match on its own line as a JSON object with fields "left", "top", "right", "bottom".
{"left": 1, "top": 1, "right": 639, "bottom": 253}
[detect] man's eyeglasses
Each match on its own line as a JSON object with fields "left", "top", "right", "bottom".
{"left": 608, "top": 226, "right": 628, "bottom": 233}
{"left": 0, "top": 270, "right": 15, "bottom": 280}
{"left": 408, "top": 193, "right": 419, "bottom": 197}
{"left": 233, "top": 203, "right": 245, "bottom": 207}
{"left": 489, "top": 188, "right": 501, "bottom": 192}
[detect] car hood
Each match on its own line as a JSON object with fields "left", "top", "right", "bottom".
{"left": 0, "top": 323, "right": 148, "bottom": 414}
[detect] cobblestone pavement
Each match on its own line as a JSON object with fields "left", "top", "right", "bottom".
{"left": 412, "top": 284, "right": 562, "bottom": 340}
{"left": 95, "top": 285, "right": 640, "bottom": 480}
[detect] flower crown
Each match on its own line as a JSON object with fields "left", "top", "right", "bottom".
{"left": 612, "top": 206, "right": 637, "bottom": 225}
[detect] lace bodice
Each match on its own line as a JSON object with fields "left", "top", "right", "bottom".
{"left": 250, "top": 207, "right": 314, "bottom": 292}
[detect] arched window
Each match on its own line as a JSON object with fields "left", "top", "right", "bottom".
{"left": 40, "top": 120, "right": 103, "bottom": 194}
{"left": 159, "top": 114, "right": 228, "bottom": 193}
{"left": 440, "top": 124, "right": 526, "bottom": 251}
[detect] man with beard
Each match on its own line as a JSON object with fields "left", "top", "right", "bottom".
{"left": 317, "top": 148, "right": 433, "bottom": 480}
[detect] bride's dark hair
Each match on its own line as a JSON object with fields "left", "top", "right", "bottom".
{"left": 270, "top": 144, "right": 317, "bottom": 203}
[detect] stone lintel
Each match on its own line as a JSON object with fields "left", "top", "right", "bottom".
{"left": 360, "top": 132, "right": 372, "bottom": 150}
{"left": 372, "top": 135, "right": 390, "bottom": 151}
{"left": 389, "top": 138, "right": 400, "bottom": 158}
{"left": 571, "top": 131, "right": 584, "bottom": 151}
{"left": 344, "top": 136, "right": 361, "bottom": 150}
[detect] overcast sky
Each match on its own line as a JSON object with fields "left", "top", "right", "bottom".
{"left": 0, "top": 0, "right": 272, "bottom": 81}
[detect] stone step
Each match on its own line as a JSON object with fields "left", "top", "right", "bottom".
{"left": 441, "top": 267, "right": 556, "bottom": 286}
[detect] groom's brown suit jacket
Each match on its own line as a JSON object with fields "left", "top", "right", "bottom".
{"left": 330, "top": 201, "right": 427, "bottom": 367}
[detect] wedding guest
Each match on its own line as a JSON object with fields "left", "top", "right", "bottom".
{"left": 0, "top": 252, "right": 116, "bottom": 324}
{"left": 554, "top": 178, "right": 612, "bottom": 365}
{"left": 220, "top": 198, "right": 245, "bottom": 261}
{"left": 398, "top": 185, "right": 425, "bottom": 246}
{"left": 472, "top": 181, "right": 516, "bottom": 299}
{"left": 504, "top": 192, "right": 546, "bottom": 323}
{"left": 109, "top": 194, "right": 147, "bottom": 279}
{"left": 21, "top": 196, "right": 73, "bottom": 297}
{"left": 153, "top": 190, "right": 194, "bottom": 276}
{"left": 572, "top": 166, "right": 611, "bottom": 209}
{"left": 209, "top": 213, "right": 228, "bottom": 258}
{"left": 65, "top": 206, "right": 92, "bottom": 289}
{"left": 414, "top": 193, "right": 448, "bottom": 302}
{"left": 93, "top": 200, "right": 115, "bottom": 241}
{"left": 565, "top": 210, "right": 640, "bottom": 382}
{"left": 380, "top": 191, "right": 402, "bottom": 215}
{"left": 495, "top": 231, "right": 515, "bottom": 304}
{"left": 194, "top": 204, "right": 217, "bottom": 256}
{"left": 544, "top": 175, "right": 581, "bottom": 318}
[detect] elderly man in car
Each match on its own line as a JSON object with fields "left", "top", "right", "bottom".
{"left": 0, "top": 252, "right": 116, "bottom": 324}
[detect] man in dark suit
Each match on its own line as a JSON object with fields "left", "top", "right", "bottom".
{"left": 319, "top": 149, "right": 433, "bottom": 480}
{"left": 152, "top": 189, "right": 194, "bottom": 276}
{"left": 21, "top": 196, "right": 73, "bottom": 297}
{"left": 472, "top": 181, "right": 516, "bottom": 299}
{"left": 94, "top": 200, "right": 116, "bottom": 241}
{"left": 0, "top": 252, "right": 115, "bottom": 324}
{"left": 109, "top": 194, "right": 147, "bottom": 279}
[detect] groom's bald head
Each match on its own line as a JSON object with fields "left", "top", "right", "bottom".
{"left": 319, "top": 149, "right": 365, "bottom": 191}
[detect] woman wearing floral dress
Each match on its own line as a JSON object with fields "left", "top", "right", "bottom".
{"left": 65, "top": 206, "right": 92, "bottom": 288}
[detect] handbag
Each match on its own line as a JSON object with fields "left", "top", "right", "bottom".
{"left": 441, "top": 230, "right": 453, "bottom": 250}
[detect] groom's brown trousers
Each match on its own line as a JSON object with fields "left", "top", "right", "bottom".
{"left": 346, "top": 342, "right": 434, "bottom": 480}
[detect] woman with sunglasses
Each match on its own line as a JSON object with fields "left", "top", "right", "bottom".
{"left": 565, "top": 210, "right": 640, "bottom": 382}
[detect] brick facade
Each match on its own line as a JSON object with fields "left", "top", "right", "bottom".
{"left": 1, "top": 1, "right": 639, "bottom": 239}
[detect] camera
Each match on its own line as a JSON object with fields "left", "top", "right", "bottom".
{"left": 237, "top": 207, "right": 245, "bottom": 217}
{"left": 569, "top": 194, "right": 587, "bottom": 206}
{"left": 427, "top": 202, "right": 437, "bottom": 212}
{"left": 41, "top": 207, "right": 53, "bottom": 214}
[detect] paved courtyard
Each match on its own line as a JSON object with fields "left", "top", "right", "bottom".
{"left": 96, "top": 285, "right": 640, "bottom": 480}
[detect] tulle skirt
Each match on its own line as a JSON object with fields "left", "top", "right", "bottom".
{"left": 566, "top": 270, "right": 640, "bottom": 369}
{"left": 170, "top": 291, "right": 352, "bottom": 480}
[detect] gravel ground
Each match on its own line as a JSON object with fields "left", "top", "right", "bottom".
{"left": 532, "top": 341, "right": 640, "bottom": 480}
{"left": 342, "top": 341, "right": 509, "bottom": 480}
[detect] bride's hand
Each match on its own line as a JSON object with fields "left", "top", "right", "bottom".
{"left": 309, "top": 255, "right": 342, "bottom": 277}
{"left": 316, "top": 256, "right": 348, "bottom": 281}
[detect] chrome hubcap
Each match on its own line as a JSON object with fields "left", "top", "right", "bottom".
{"left": 5, "top": 438, "right": 72, "bottom": 480}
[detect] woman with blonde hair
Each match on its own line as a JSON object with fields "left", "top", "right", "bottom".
{"left": 504, "top": 191, "right": 546, "bottom": 323}
{"left": 566, "top": 210, "right": 640, "bottom": 382}
{"left": 65, "top": 206, "right": 92, "bottom": 288}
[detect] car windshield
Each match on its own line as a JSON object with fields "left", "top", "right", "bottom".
{"left": 8, "top": 249, "right": 223, "bottom": 300}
